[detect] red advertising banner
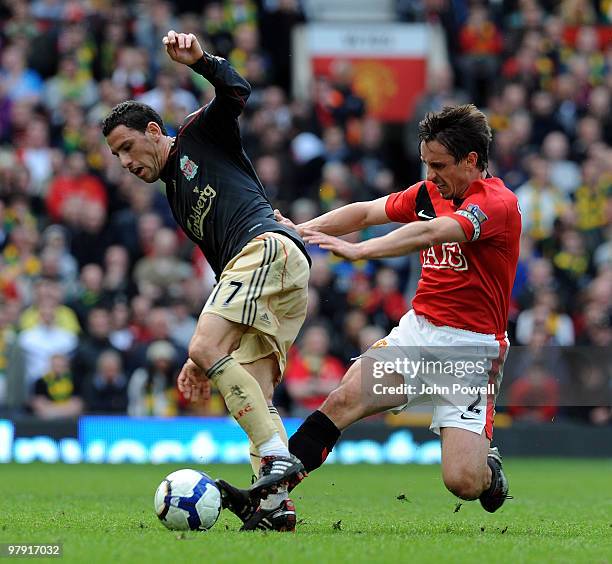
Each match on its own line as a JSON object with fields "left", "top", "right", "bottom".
{"left": 306, "top": 24, "right": 429, "bottom": 123}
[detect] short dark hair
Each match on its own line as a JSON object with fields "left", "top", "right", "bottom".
{"left": 101, "top": 100, "right": 167, "bottom": 137}
{"left": 418, "top": 104, "right": 492, "bottom": 171}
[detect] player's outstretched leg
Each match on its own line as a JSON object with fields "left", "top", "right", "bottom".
{"left": 479, "top": 446, "right": 511, "bottom": 512}
{"left": 288, "top": 409, "right": 341, "bottom": 474}
{"left": 288, "top": 359, "right": 406, "bottom": 476}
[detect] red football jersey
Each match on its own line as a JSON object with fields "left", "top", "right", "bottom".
{"left": 385, "top": 177, "right": 521, "bottom": 338}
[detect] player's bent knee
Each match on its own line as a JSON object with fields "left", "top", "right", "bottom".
{"left": 188, "top": 334, "right": 227, "bottom": 371}
{"left": 189, "top": 314, "right": 245, "bottom": 370}
{"left": 443, "top": 468, "right": 484, "bottom": 500}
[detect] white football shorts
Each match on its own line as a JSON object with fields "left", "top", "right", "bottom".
{"left": 362, "top": 309, "right": 509, "bottom": 439}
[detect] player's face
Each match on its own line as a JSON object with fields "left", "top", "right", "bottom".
{"left": 106, "top": 124, "right": 164, "bottom": 183}
{"left": 420, "top": 140, "right": 478, "bottom": 200}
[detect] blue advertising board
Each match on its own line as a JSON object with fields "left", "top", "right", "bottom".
{"left": 0, "top": 417, "right": 441, "bottom": 464}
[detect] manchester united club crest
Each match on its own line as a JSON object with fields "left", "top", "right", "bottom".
{"left": 180, "top": 154, "right": 198, "bottom": 181}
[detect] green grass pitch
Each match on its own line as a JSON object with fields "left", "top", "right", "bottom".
{"left": 1, "top": 460, "right": 610, "bottom": 563}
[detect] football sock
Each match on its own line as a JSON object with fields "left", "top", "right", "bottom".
{"left": 249, "top": 406, "right": 288, "bottom": 474}
{"left": 288, "top": 410, "right": 341, "bottom": 473}
{"left": 207, "top": 356, "right": 277, "bottom": 448}
{"left": 268, "top": 406, "right": 289, "bottom": 445}
{"left": 258, "top": 432, "right": 289, "bottom": 458}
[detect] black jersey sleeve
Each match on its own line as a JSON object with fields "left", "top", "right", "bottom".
{"left": 189, "top": 53, "right": 251, "bottom": 117}
{"left": 186, "top": 53, "right": 251, "bottom": 153}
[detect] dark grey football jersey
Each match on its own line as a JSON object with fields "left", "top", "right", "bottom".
{"left": 160, "top": 53, "right": 309, "bottom": 278}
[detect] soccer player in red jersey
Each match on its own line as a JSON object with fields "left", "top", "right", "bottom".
{"left": 222, "top": 104, "right": 520, "bottom": 528}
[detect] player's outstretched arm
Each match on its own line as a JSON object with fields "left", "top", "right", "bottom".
{"left": 303, "top": 215, "right": 467, "bottom": 261}
{"left": 162, "top": 30, "right": 251, "bottom": 117}
{"left": 274, "top": 196, "right": 391, "bottom": 238}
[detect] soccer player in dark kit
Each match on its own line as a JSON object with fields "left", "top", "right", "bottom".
{"left": 103, "top": 31, "right": 310, "bottom": 531}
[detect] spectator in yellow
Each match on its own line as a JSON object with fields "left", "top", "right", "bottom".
{"left": 573, "top": 159, "right": 611, "bottom": 236}
{"left": 19, "top": 278, "right": 80, "bottom": 334}
{"left": 516, "top": 155, "right": 568, "bottom": 241}
{"left": 30, "top": 353, "right": 83, "bottom": 419}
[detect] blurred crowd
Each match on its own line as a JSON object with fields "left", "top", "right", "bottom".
{"left": 0, "top": 0, "right": 609, "bottom": 426}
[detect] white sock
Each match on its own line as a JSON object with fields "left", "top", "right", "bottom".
{"left": 260, "top": 488, "right": 289, "bottom": 510}
{"left": 258, "top": 432, "right": 290, "bottom": 458}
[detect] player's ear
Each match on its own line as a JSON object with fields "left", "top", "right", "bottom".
{"left": 146, "top": 121, "right": 163, "bottom": 139}
{"left": 466, "top": 151, "right": 478, "bottom": 169}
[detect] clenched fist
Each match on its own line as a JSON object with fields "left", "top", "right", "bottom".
{"left": 162, "top": 30, "right": 204, "bottom": 66}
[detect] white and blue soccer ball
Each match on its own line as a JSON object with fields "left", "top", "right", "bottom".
{"left": 154, "top": 469, "right": 222, "bottom": 531}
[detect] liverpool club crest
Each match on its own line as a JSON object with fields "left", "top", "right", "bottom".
{"left": 180, "top": 155, "right": 198, "bottom": 180}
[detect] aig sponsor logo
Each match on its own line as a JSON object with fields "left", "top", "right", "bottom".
{"left": 421, "top": 242, "right": 468, "bottom": 271}
{"left": 187, "top": 184, "right": 216, "bottom": 239}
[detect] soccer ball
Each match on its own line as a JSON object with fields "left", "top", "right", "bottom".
{"left": 154, "top": 469, "right": 222, "bottom": 531}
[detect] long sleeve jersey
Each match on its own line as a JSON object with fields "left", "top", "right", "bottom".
{"left": 159, "top": 53, "right": 310, "bottom": 278}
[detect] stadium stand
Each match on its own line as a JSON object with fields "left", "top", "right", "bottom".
{"left": 0, "top": 0, "right": 609, "bottom": 427}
